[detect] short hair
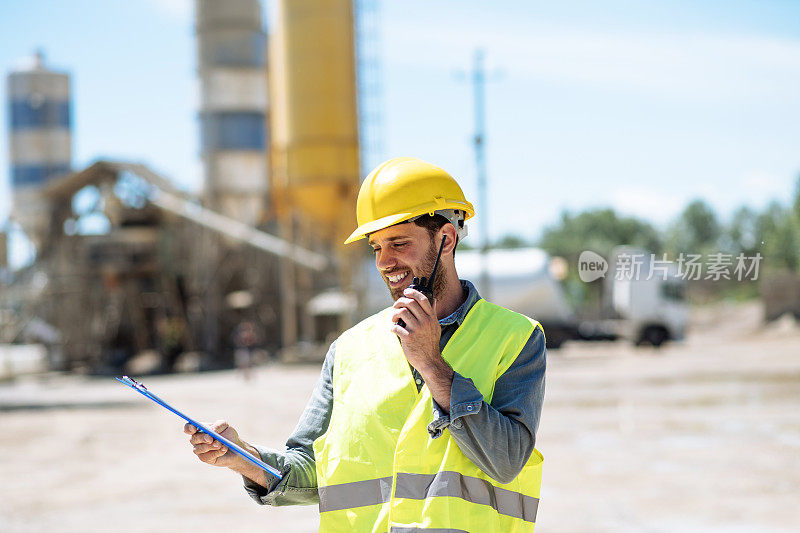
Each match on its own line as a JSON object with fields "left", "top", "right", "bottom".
{"left": 413, "top": 214, "right": 459, "bottom": 253}
{"left": 412, "top": 214, "right": 450, "bottom": 236}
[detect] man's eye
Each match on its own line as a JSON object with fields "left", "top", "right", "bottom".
{"left": 393, "top": 242, "right": 407, "bottom": 249}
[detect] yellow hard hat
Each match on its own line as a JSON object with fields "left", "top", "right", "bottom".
{"left": 344, "top": 157, "right": 475, "bottom": 244}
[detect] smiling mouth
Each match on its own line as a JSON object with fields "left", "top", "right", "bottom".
{"left": 386, "top": 271, "right": 409, "bottom": 285}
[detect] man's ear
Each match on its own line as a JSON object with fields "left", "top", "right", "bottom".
{"left": 440, "top": 224, "right": 458, "bottom": 255}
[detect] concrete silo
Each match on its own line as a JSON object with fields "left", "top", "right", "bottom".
{"left": 269, "top": 0, "right": 360, "bottom": 245}
{"left": 269, "top": 0, "right": 361, "bottom": 346}
{"left": 7, "top": 51, "right": 71, "bottom": 249}
{"left": 194, "top": 0, "right": 268, "bottom": 226}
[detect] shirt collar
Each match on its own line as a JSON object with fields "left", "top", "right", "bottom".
{"left": 439, "top": 279, "right": 481, "bottom": 327}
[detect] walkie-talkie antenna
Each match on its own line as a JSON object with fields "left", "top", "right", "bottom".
{"left": 423, "top": 235, "right": 447, "bottom": 294}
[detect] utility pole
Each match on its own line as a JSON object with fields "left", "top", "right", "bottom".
{"left": 472, "top": 49, "right": 491, "bottom": 301}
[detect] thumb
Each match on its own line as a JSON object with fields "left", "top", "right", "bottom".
{"left": 211, "top": 420, "right": 229, "bottom": 433}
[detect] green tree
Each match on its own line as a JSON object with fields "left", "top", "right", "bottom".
{"left": 538, "top": 208, "right": 663, "bottom": 308}
{"left": 725, "top": 206, "right": 759, "bottom": 255}
{"left": 493, "top": 234, "right": 529, "bottom": 249}
{"left": 793, "top": 175, "right": 800, "bottom": 222}
{"left": 666, "top": 199, "right": 721, "bottom": 255}
{"left": 756, "top": 201, "right": 785, "bottom": 242}
{"left": 539, "top": 208, "right": 663, "bottom": 262}
{"left": 757, "top": 202, "right": 800, "bottom": 272}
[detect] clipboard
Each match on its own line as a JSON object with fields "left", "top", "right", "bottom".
{"left": 115, "top": 375, "right": 283, "bottom": 480}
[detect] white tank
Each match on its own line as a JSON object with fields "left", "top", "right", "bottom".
{"left": 7, "top": 51, "right": 71, "bottom": 248}
{"left": 195, "top": 0, "right": 268, "bottom": 225}
{"left": 455, "top": 248, "right": 575, "bottom": 323}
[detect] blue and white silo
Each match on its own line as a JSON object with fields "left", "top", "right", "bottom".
{"left": 195, "top": 0, "right": 268, "bottom": 225}
{"left": 7, "top": 51, "right": 71, "bottom": 248}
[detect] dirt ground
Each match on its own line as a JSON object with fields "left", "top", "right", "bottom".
{"left": 1, "top": 302, "right": 798, "bottom": 532}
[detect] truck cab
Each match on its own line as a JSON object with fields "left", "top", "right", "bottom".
{"left": 606, "top": 246, "right": 687, "bottom": 346}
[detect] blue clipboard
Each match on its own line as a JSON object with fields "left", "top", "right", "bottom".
{"left": 115, "top": 375, "right": 283, "bottom": 480}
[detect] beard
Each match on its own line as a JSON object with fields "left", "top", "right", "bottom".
{"left": 385, "top": 236, "right": 448, "bottom": 303}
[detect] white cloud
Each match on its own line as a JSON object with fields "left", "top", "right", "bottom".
{"left": 731, "top": 171, "right": 795, "bottom": 211}
{"left": 504, "top": 30, "right": 800, "bottom": 101}
{"left": 386, "top": 22, "right": 800, "bottom": 103}
{"left": 675, "top": 170, "right": 796, "bottom": 218}
{"left": 740, "top": 171, "right": 785, "bottom": 195}
{"left": 611, "top": 187, "right": 684, "bottom": 225}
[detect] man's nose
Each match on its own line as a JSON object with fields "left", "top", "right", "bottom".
{"left": 376, "top": 249, "right": 396, "bottom": 271}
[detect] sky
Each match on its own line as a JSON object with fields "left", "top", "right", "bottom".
{"left": 1, "top": 0, "right": 799, "bottom": 264}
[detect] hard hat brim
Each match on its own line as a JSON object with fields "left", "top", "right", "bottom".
{"left": 344, "top": 198, "right": 475, "bottom": 244}
{"left": 343, "top": 211, "right": 417, "bottom": 244}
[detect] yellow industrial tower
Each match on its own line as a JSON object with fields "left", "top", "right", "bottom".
{"left": 269, "top": 0, "right": 361, "bottom": 346}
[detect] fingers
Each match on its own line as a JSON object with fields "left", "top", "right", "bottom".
{"left": 392, "top": 306, "right": 418, "bottom": 330}
{"left": 190, "top": 431, "right": 215, "bottom": 445}
{"left": 391, "top": 324, "right": 410, "bottom": 339}
{"left": 186, "top": 420, "right": 238, "bottom": 467}
{"left": 188, "top": 420, "right": 229, "bottom": 444}
{"left": 402, "top": 287, "right": 434, "bottom": 315}
{"left": 392, "top": 288, "right": 436, "bottom": 332}
{"left": 192, "top": 439, "right": 223, "bottom": 454}
{"left": 392, "top": 295, "right": 427, "bottom": 322}
{"left": 188, "top": 424, "right": 229, "bottom": 466}
{"left": 195, "top": 444, "right": 228, "bottom": 464}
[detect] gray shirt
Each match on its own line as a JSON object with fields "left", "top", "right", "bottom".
{"left": 244, "top": 279, "right": 546, "bottom": 505}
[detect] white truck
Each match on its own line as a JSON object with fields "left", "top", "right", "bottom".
{"left": 456, "top": 246, "right": 688, "bottom": 348}
{"left": 599, "top": 246, "right": 687, "bottom": 346}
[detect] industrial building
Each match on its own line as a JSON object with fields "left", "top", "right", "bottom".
{"left": 0, "top": 0, "right": 371, "bottom": 374}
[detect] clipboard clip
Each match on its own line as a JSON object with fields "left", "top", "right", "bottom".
{"left": 121, "top": 375, "right": 147, "bottom": 391}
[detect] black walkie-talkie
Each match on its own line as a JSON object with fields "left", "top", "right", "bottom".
{"left": 397, "top": 235, "right": 447, "bottom": 329}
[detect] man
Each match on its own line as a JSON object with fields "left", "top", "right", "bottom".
{"left": 185, "top": 157, "right": 546, "bottom": 532}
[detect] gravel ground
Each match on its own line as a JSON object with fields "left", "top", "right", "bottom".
{"left": 1, "top": 303, "right": 798, "bottom": 532}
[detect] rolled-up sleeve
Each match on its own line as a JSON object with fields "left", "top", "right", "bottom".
{"left": 243, "top": 341, "right": 335, "bottom": 506}
{"left": 428, "top": 325, "right": 546, "bottom": 484}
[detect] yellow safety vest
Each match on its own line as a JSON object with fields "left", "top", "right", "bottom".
{"left": 313, "top": 298, "right": 544, "bottom": 533}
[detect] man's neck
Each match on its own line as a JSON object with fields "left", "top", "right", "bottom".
{"left": 435, "top": 274, "right": 466, "bottom": 320}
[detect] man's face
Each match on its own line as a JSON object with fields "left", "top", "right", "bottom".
{"left": 369, "top": 222, "right": 444, "bottom": 301}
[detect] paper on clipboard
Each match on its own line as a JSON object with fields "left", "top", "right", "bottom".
{"left": 115, "top": 375, "right": 283, "bottom": 480}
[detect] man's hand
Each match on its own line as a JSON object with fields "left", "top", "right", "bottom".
{"left": 391, "top": 287, "right": 441, "bottom": 370}
{"left": 392, "top": 287, "right": 454, "bottom": 410}
{"left": 184, "top": 420, "right": 239, "bottom": 468}
{"left": 184, "top": 420, "right": 270, "bottom": 488}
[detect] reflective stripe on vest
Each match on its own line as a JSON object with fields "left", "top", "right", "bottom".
{"left": 319, "top": 476, "right": 393, "bottom": 512}
{"left": 394, "top": 471, "right": 539, "bottom": 523}
{"left": 389, "top": 527, "right": 469, "bottom": 533}
{"left": 318, "top": 471, "right": 540, "bottom": 523}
